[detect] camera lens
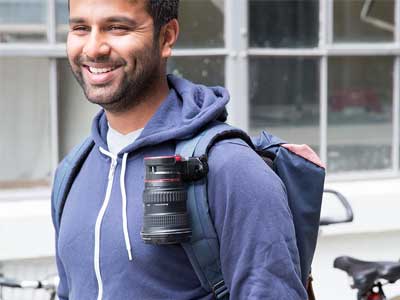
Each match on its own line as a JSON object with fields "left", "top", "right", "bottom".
{"left": 141, "top": 155, "right": 191, "bottom": 244}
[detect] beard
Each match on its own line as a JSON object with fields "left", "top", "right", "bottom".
{"left": 70, "top": 41, "right": 162, "bottom": 114}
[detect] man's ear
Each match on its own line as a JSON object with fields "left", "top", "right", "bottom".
{"left": 159, "top": 19, "right": 179, "bottom": 59}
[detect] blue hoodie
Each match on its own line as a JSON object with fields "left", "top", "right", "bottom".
{"left": 56, "top": 75, "right": 307, "bottom": 300}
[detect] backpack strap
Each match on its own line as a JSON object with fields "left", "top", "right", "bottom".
{"left": 176, "top": 122, "right": 252, "bottom": 300}
{"left": 51, "top": 137, "right": 95, "bottom": 234}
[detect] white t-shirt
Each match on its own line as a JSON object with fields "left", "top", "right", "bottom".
{"left": 107, "top": 124, "right": 143, "bottom": 155}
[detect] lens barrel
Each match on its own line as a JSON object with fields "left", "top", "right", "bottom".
{"left": 141, "top": 156, "right": 192, "bottom": 244}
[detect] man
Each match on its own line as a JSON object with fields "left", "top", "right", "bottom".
{"left": 54, "top": 0, "right": 307, "bottom": 299}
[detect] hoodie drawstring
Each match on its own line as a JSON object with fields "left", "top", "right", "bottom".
{"left": 98, "top": 147, "right": 133, "bottom": 261}
{"left": 120, "top": 152, "right": 133, "bottom": 261}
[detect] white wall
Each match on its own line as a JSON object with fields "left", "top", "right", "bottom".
{"left": 0, "top": 189, "right": 53, "bottom": 260}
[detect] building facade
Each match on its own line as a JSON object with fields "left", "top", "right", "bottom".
{"left": 1, "top": 1, "right": 400, "bottom": 299}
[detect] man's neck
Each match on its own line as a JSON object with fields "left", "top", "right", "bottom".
{"left": 105, "top": 76, "right": 169, "bottom": 135}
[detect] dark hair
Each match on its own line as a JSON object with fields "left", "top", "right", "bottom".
{"left": 146, "top": 0, "right": 179, "bottom": 35}
{"left": 68, "top": 0, "right": 179, "bottom": 36}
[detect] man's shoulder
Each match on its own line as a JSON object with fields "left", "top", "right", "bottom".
{"left": 206, "top": 136, "right": 284, "bottom": 190}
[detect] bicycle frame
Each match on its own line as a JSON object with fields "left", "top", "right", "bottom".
{"left": 358, "top": 282, "right": 386, "bottom": 300}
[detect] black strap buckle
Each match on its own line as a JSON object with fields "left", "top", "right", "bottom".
{"left": 182, "top": 155, "right": 208, "bottom": 181}
{"left": 212, "top": 280, "right": 229, "bottom": 299}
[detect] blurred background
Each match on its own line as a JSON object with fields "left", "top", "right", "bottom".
{"left": 0, "top": 0, "right": 400, "bottom": 299}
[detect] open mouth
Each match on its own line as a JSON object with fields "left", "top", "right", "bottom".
{"left": 84, "top": 65, "right": 120, "bottom": 74}
{"left": 81, "top": 64, "right": 123, "bottom": 85}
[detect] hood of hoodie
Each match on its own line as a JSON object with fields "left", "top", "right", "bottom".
{"left": 90, "top": 74, "right": 229, "bottom": 153}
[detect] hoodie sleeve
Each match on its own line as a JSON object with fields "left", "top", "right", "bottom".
{"left": 207, "top": 139, "right": 307, "bottom": 300}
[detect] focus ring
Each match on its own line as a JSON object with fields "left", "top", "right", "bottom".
{"left": 143, "top": 190, "right": 186, "bottom": 204}
{"left": 143, "top": 214, "right": 189, "bottom": 227}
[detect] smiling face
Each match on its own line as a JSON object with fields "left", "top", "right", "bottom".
{"left": 67, "top": 0, "right": 166, "bottom": 113}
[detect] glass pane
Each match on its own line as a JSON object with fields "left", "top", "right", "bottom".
{"left": 58, "top": 60, "right": 99, "bottom": 158}
{"left": 249, "top": 57, "right": 320, "bottom": 152}
{"left": 168, "top": 56, "right": 225, "bottom": 86}
{"left": 176, "top": 0, "right": 224, "bottom": 48}
{"left": 328, "top": 57, "right": 393, "bottom": 173}
{"left": 334, "top": 0, "right": 394, "bottom": 43}
{"left": 56, "top": 0, "right": 69, "bottom": 43}
{"left": 249, "top": 0, "right": 319, "bottom": 48}
{"left": 0, "top": 0, "right": 47, "bottom": 43}
{"left": 0, "top": 58, "right": 50, "bottom": 188}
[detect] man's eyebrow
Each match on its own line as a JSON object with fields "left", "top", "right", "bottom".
{"left": 69, "top": 17, "right": 86, "bottom": 24}
{"left": 69, "top": 16, "right": 138, "bottom": 26}
{"left": 105, "top": 16, "right": 138, "bottom": 26}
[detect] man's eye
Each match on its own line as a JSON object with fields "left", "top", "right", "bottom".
{"left": 71, "top": 26, "right": 89, "bottom": 32}
{"left": 109, "top": 25, "right": 129, "bottom": 31}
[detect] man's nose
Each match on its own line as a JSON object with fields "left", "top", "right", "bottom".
{"left": 82, "top": 30, "right": 111, "bottom": 59}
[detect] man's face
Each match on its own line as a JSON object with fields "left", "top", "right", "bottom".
{"left": 67, "top": 0, "right": 162, "bottom": 113}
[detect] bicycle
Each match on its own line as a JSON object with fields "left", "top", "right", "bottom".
{"left": 0, "top": 274, "right": 58, "bottom": 300}
{"left": 334, "top": 255, "right": 400, "bottom": 300}
{"left": 321, "top": 189, "right": 400, "bottom": 300}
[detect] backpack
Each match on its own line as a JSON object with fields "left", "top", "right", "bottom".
{"left": 51, "top": 122, "right": 325, "bottom": 300}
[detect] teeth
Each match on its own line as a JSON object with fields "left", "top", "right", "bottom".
{"left": 88, "top": 67, "right": 114, "bottom": 74}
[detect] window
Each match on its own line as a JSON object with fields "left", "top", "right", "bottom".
{"left": 0, "top": 58, "right": 51, "bottom": 188}
{"left": 249, "top": 57, "right": 320, "bottom": 151}
{"left": 328, "top": 56, "right": 393, "bottom": 172}
{"left": 249, "top": 0, "right": 319, "bottom": 48}
{"left": 2, "top": 0, "right": 400, "bottom": 191}
{"left": 56, "top": 0, "right": 69, "bottom": 43}
{"left": 176, "top": 0, "right": 224, "bottom": 48}
{"left": 168, "top": 56, "right": 225, "bottom": 86}
{"left": 0, "top": 0, "right": 48, "bottom": 43}
{"left": 334, "top": 0, "right": 394, "bottom": 43}
{"left": 248, "top": 0, "right": 399, "bottom": 177}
